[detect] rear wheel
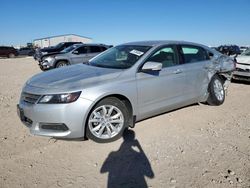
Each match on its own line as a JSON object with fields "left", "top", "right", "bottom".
{"left": 86, "top": 97, "right": 129, "bottom": 143}
{"left": 207, "top": 75, "right": 225, "bottom": 106}
{"left": 8, "top": 53, "right": 15, "bottom": 58}
{"left": 56, "top": 61, "right": 69, "bottom": 68}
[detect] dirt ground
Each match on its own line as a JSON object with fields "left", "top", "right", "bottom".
{"left": 0, "top": 57, "right": 249, "bottom": 188}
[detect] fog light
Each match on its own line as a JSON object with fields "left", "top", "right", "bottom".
{"left": 40, "top": 123, "right": 69, "bottom": 131}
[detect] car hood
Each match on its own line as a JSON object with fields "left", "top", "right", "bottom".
{"left": 26, "top": 64, "right": 123, "bottom": 93}
{"left": 236, "top": 56, "right": 250, "bottom": 65}
{"left": 42, "top": 52, "right": 66, "bottom": 58}
{"left": 41, "top": 47, "right": 59, "bottom": 53}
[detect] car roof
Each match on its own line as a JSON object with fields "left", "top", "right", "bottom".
{"left": 122, "top": 40, "right": 207, "bottom": 47}
{"left": 0, "top": 46, "right": 15, "bottom": 48}
{"left": 78, "top": 43, "right": 108, "bottom": 47}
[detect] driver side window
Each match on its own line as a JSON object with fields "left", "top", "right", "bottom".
{"left": 76, "top": 47, "right": 87, "bottom": 54}
{"left": 147, "top": 46, "right": 178, "bottom": 68}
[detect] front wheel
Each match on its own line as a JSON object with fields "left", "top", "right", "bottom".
{"left": 56, "top": 61, "right": 69, "bottom": 68}
{"left": 8, "top": 53, "right": 15, "bottom": 58}
{"left": 86, "top": 97, "right": 129, "bottom": 143}
{"left": 207, "top": 75, "right": 225, "bottom": 106}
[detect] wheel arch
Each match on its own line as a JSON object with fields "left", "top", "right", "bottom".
{"left": 54, "top": 59, "right": 70, "bottom": 67}
{"left": 83, "top": 94, "right": 135, "bottom": 140}
{"left": 215, "top": 72, "right": 228, "bottom": 84}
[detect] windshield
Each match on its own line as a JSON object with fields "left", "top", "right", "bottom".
{"left": 61, "top": 45, "right": 79, "bottom": 53}
{"left": 89, "top": 45, "right": 151, "bottom": 69}
{"left": 54, "top": 42, "right": 64, "bottom": 48}
{"left": 241, "top": 49, "right": 250, "bottom": 56}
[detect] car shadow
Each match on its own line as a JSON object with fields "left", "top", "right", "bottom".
{"left": 100, "top": 129, "right": 154, "bottom": 188}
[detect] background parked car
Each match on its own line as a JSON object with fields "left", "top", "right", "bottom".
{"left": 18, "top": 47, "right": 35, "bottom": 56}
{"left": 233, "top": 49, "right": 250, "bottom": 81}
{"left": 33, "top": 42, "right": 82, "bottom": 62}
{"left": 239, "top": 46, "right": 249, "bottom": 53}
{"left": 0, "top": 46, "right": 18, "bottom": 58}
{"left": 40, "top": 43, "right": 111, "bottom": 70}
{"left": 216, "top": 45, "right": 241, "bottom": 56}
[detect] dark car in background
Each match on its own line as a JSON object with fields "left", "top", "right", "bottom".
{"left": 33, "top": 42, "right": 82, "bottom": 62}
{"left": 18, "top": 47, "right": 35, "bottom": 56}
{"left": 216, "top": 45, "right": 241, "bottom": 56}
{"left": 0, "top": 46, "right": 18, "bottom": 58}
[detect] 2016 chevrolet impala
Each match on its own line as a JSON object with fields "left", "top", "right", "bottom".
{"left": 17, "top": 41, "right": 235, "bottom": 142}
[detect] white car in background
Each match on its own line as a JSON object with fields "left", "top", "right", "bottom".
{"left": 240, "top": 46, "right": 249, "bottom": 53}
{"left": 233, "top": 49, "right": 250, "bottom": 81}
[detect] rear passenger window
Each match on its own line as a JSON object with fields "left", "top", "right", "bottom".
{"left": 147, "top": 46, "right": 178, "bottom": 68}
{"left": 89, "top": 46, "right": 102, "bottom": 53}
{"left": 181, "top": 46, "right": 209, "bottom": 63}
{"left": 100, "top": 47, "right": 107, "bottom": 52}
{"left": 65, "top": 43, "right": 73, "bottom": 48}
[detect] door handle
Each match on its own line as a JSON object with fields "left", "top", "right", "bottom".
{"left": 173, "top": 69, "right": 182, "bottom": 74}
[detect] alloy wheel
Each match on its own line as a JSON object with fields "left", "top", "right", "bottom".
{"left": 213, "top": 79, "right": 224, "bottom": 101}
{"left": 88, "top": 105, "right": 124, "bottom": 139}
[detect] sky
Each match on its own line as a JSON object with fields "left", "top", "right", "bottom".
{"left": 0, "top": 0, "right": 249, "bottom": 47}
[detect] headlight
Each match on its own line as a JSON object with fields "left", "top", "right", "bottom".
{"left": 41, "top": 52, "right": 48, "bottom": 55}
{"left": 44, "top": 56, "right": 55, "bottom": 63}
{"left": 38, "top": 91, "right": 81, "bottom": 104}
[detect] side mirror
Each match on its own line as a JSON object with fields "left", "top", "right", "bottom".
{"left": 72, "top": 50, "right": 79, "bottom": 55}
{"left": 141, "top": 61, "right": 162, "bottom": 72}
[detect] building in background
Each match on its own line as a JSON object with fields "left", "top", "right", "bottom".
{"left": 33, "top": 34, "right": 92, "bottom": 48}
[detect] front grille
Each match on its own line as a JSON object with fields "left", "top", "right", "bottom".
{"left": 237, "top": 62, "right": 250, "bottom": 66}
{"left": 236, "top": 68, "right": 250, "bottom": 72}
{"left": 22, "top": 92, "right": 41, "bottom": 104}
{"left": 233, "top": 75, "right": 250, "bottom": 81}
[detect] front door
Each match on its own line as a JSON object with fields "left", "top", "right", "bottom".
{"left": 70, "top": 46, "right": 89, "bottom": 64}
{"left": 136, "top": 45, "right": 187, "bottom": 120}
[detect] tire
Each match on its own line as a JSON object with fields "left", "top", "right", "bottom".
{"left": 8, "top": 53, "right": 15, "bottom": 58}
{"left": 55, "top": 61, "right": 68, "bottom": 68}
{"left": 39, "top": 65, "right": 48, "bottom": 71}
{"left": 28, "top": 52, "right": 33, "bottom": 56}
{"left": 207, "top": 75, "right": 225, "bottom": 106}
{"left": 86, "top": 97, "right": 129, "bottom": 143}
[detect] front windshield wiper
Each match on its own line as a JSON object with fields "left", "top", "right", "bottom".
{"left": 90, "top": 63, "right": 109, "bottom": 68}
{"left": 91, "top": 63, "right": 128, "bottom": 69}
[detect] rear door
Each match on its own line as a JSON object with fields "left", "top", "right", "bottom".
{"left": 178, "top": 45, "right": 211, "bottom": 100}
{"left": 88, "top": 46, "right": 105, "bottom": 60}
{"left": 2, "top": 47, "right": 9, "bottom": 56}
{"left": 19, "top": 48, "right": 27, "bottom": 55}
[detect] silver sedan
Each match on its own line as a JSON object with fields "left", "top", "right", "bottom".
{"left": 17, "top": 41, "right": 235, "bottom": 142}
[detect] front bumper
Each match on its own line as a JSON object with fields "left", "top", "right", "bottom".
{"left": 39, "top": 60, "right": 52, "bottom": 70}
{"left": 232, "top": 63, "right": 250, "bottom": 81}
{"left": 34, "top": 53, "right": 42, "bottom": 61}
{"left": 17, "top": 97, "right": 94, "bottom": 138}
